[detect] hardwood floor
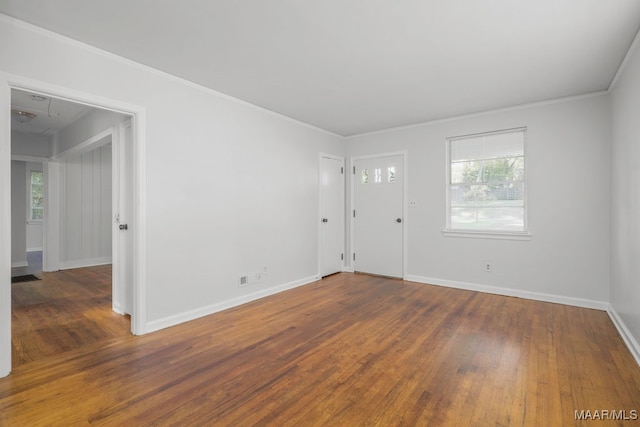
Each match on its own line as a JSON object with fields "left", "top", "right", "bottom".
{"left": 11, "top": 263, "right": 131, "bottom": 367}
{"left": 1, "top": 272, "right": 639, "bottom": 426}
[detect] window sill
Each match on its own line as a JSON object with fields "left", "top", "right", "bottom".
{"left": 442, "top": 229, "right": 532, "bottom": 241}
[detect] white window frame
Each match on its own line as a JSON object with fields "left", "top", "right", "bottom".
{"left": 443, "top": 127, "right": 531, "bottom": 241}
{"left": 28, "top": 169, "right": 44, "bottom": 223}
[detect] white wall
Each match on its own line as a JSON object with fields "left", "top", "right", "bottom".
{"left": 59, "top": 143, "right": 112, "bottom": 269}
{"left": 10, "top": 160, "right": 26, "bottom": 267}
{"left": 25, "top": 161, "right": 43, "bottom": 251}
{"left": 0, "top": 16, "right": 344, "bottom": 330}
{"left": 11, "top": 130, "right": 51, "bottom": 158}
{"left": 50, "top": 105, "right": 126, "bottom": 270}
{"left": 53, "top": 108, "right": 127, "bottom": 156}
{"left": 346, "top": 94, "right": 611, "bottom": 307}
{"left": 610, "top": 37, "right": 640, "bottom": 359}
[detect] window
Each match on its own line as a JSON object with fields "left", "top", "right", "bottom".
{"left": 446, "top": 127, "right": 528, "bottom": 237}
{"left": 362, "top": 167, "right": 396, "bottom": 184}
{"left": 388, "top": 166, "right": 396, "bottom": 183}
{"left": 361, "top": 169, "right": 369, "bottom": 184}
{"left": 29, "top": 171, "right": 43, "bottom": 221}
{"left": 374, "top": 168, "right": 382, "bottom": 183}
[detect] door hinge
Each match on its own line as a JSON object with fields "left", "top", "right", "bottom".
{"left": 341, "top": 167, "right": 344, "bottom": 174}
{"left": 353, "top": 166, "right": 356, "bottom": 174}
{"left": 353, "top": 210, "right": 356, "bottom": 218}
{"left": 341, "top": 253, "right": 344, "bottom": 260}
{"left": 353, "top": 253, "right": 356, "bottom": 261}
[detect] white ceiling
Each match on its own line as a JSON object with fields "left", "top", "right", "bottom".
{"left": 11, "top": 89, "right": 92, "bottom": 136}
{"left": 1, "top": 1, "right": 639, "bottom": 136}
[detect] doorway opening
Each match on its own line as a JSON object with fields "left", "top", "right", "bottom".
{"left": 2, "top": 82, "right": 145, "bottom": 374}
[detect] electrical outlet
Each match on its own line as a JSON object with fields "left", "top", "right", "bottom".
{"left": 409, "top": 200, "right": 418, "bottom": 207}
{"left": 485, "top": 264, "right": 491, "bottom": 272}
{"left": 239, "top": 274, "right": 250, "bottom": 287}
{"left": 239, "top": 270, "right": 266, "bottom": 287}
{"left": 239, "top": 267, "right": 268, "bottom": 287}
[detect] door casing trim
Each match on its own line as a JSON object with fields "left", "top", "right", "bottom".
{"left": 0, "top": 73, "right": 148, "bottom": 377}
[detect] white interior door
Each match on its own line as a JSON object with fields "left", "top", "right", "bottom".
{"left": 353, "top": 154, "right": 404, "bottom": 278}
{"left": 113, "top": 120, "right": 133, "bottom": 315}
{"left": 320, "top": 156, "right": 344, "bottom": 277}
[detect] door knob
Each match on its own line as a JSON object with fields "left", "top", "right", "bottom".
{"left": 322, "top": 218, "right": 328, "bottom": 223}
{"left": 396, "top": 218, "right": 402, "bottom": 223}
{"left": 119, "top": 224, "right": 128, "bottom": 230}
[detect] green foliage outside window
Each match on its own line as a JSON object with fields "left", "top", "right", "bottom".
{"left": 448, "top": 127, "right": 526, "bottom": 232}
{"left": 452, "top": 157, "right": 524, "bottom": 202}
{"left": 30, "top": 171, "right": 43, "bottom": 220}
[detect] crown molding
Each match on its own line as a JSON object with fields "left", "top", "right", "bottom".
{"left": 608, "top": 26, "right": 640, "bottom": 91}
{"left": 345, "top": 91, "right": 608, "bottom": 139}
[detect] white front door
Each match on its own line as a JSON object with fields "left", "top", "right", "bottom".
{"left": 353, "top": 154, "right": 404, "bottom": 278}
{"left": 320, "top": 155, "right": 344, "bottom": 277}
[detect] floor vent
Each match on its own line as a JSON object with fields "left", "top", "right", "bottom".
{"left": 11, "top": 274, "right": 41, "bottom": 284}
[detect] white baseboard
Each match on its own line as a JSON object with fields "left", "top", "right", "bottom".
{"left": 59, "top": 256, "right": 112, "bottom": 270}
{"left": 112, "top": 301, "right": 126, "bottom": 316}
{"left": 342, "top": 266, "right": 355, "bottom": 273}
{"left": 145, "top": 274, "right": 321, "bottom": 333}
{"left": 607, "top": 305, "right": 640, "bottom": 367}
{"left": 27, "top": 247, "right": 42, "bottom": 252}
{"left": 403, "top": 274, "right": 609, "bottom": 311}
{"left": 11, "top": 261, "right": 28, "bottom": 268}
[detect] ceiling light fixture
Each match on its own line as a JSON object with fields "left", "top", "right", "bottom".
{"left": 12, "top": 109, "right": 37, "bottom": 124}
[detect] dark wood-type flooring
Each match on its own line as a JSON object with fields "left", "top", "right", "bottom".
{"left": 11, "top": 258, "right": 130, "bottom": 367}
{"left": 2, "top": 270, "right": 640, "bottom": 426}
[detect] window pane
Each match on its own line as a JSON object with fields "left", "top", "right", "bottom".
{"left": 388, "top": 166, "right": 396, "bottom": 183}
{"left": 451, "top": 183, "right": 524, "bottom": 207}
{"left": 448, "top": 128, "right": 526, "bottom": 233}
{"left": 452, "top": 157, "right": 524, "bottom": 184}
{"left": 451, "top": 207, "right": 525, "bottom": 231}
{"left": 374, "top": 168, "right": 382, "bottom": 183}
{"left": 30, "top": 171, "right": 44, "bottom": 220}
{"left": 32, "top": 208, "right": 44, "bottom": 220}
{"left": 361, "top": 169, "right": 369, "bottom": 184}
{"left": 31, "top": 171, "right": 43, "bottom": 185}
